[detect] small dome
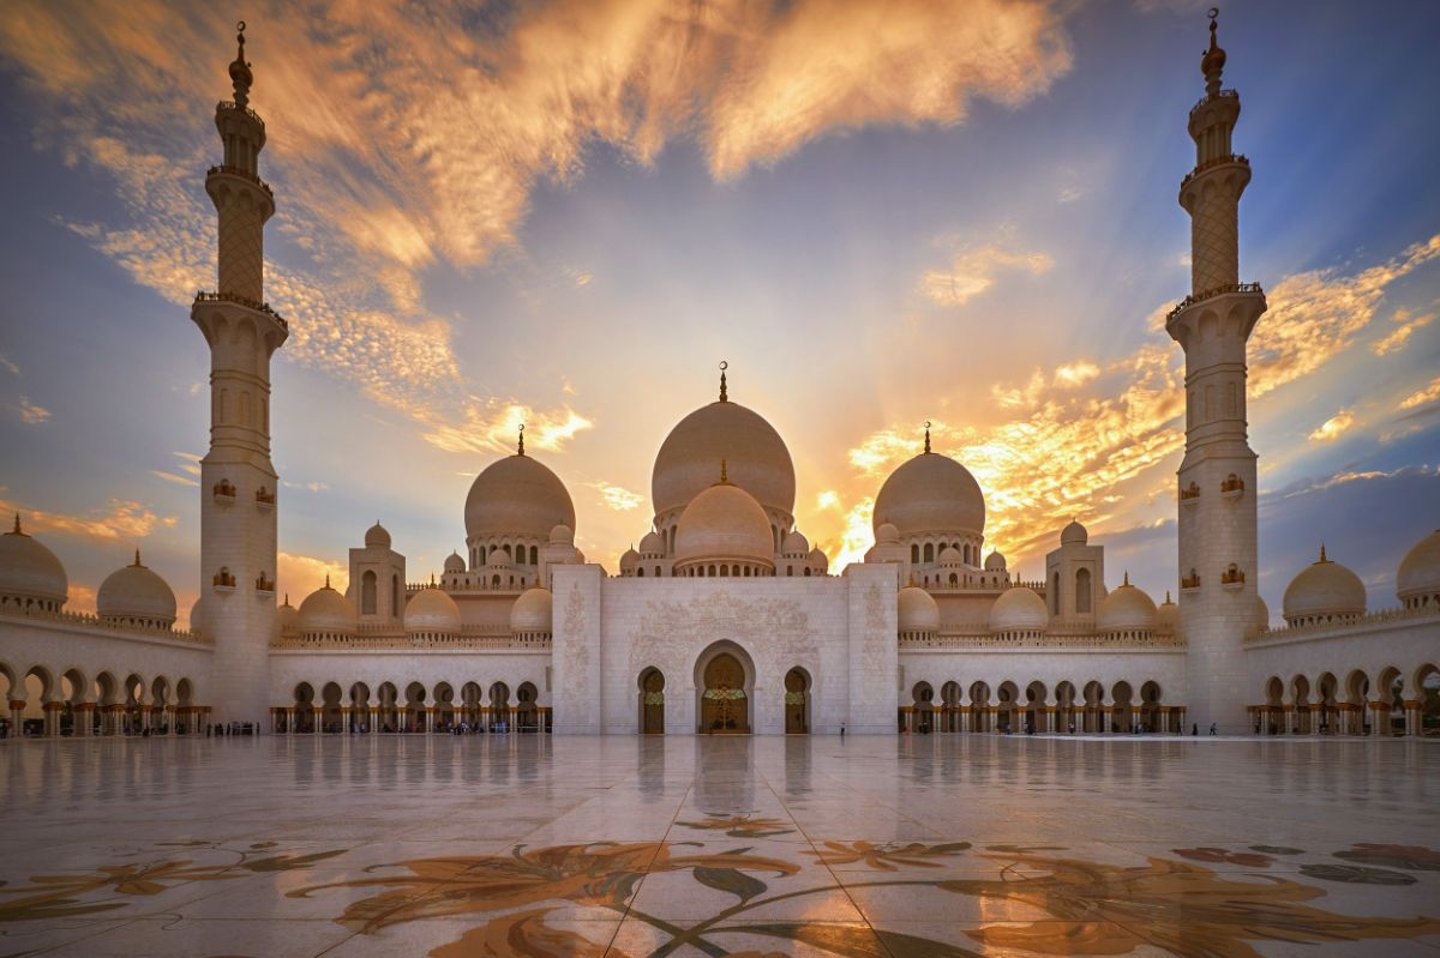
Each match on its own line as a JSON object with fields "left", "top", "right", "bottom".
{"left": 298, "top": 581, "right": 357, "bottom": 634}
{"left": 364, "top": 521, "right": 391, "bottom": 549}
{"left": 486, "top": 547, "right": 513, "bottom": 568}
{"left": 550, "top": 523, "right": 575, "bottom": 545}
{"left": 1060, "top": 520, "right": 1088, "bottom": 546}
{"left": 1097, "top": 576, "right": 1157, "bottom": 633}
{"left": 620, "top": 547, "right": 640, "bottom": 572}
{"left": 783, "top": 530, "right": 809, "bottom": 556}
{"left": 510, "top": 585, "right": 553, "bottom": 634}
{"left": 898, "top": 584, "right": 940, "bottom": 633}
{"left": 873, "top": 451, "right": 985, "bottom": 539}
{"left": 989, "top": 586, "right": 1048, "bottom": 634}
{"left": 876, "top": 522, "right": 900, "bottom": 544}
{"left": 1283, "top": 547, "right": 1366, "bottom": 624}
{"left": 190, "top": 594, "right": 210, "bottom": 634}
{"left": 276, "top": 595, "right": 299, "bottom": 633}
{"left": 984, "top": 550, "right": 1007, "bottom": 572}
{"left": 639, "top": 530, "right": 664, "bottom": 556}
{"left": 0, "top": 516, "right": 67, "bottom": 607}
{"left": 937, "top": 546, "right": 963, "bottom": 566}
{"left": 808, "top": 545, "right": 828, "bottom": 573}
{"left": 443, "top": 551, "right": 466, "bottom": 573}
{"left": 405, "top": 587, "right": 461, "bottom": 632}
{"left": 1397, "top": 529, "right": 1440, "bottom": 604}
{"left": 1255, "top": 594, "right": 1270, "bottom": 631}
{"left": 652, "top": 397, "right": 796, "bottom": 519}
{"left": 673, "top": 480, "right": 775, "bottom": 570}
{"left": 465, "top": 454, "right": 576, "bottom": 542}
{"left": 1156, "top": 592, "right": 1178, "bottom": 635}
{"left": 97, "top": 553, "right": 177, "bottom": 625}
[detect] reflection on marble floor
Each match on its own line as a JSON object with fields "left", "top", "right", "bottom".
{"left": 0, "top": 735, "right": 1437, "bottom": 957}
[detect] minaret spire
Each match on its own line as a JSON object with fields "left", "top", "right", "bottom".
{"left": 719, "top": 361, "right": 728, "bottom": 402}
{"left": 1202, "top": 8, "right": 1226, "bottom": 99}
{"left": 229, "top": 21, "right": 253, "bottom": 109}
{"left": 924, "top": 420, "right": 932, "bottom": 454}
{"left": 518, "top": 423, "right": 526, "bottom": 456}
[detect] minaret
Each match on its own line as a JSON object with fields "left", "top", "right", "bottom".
{"left": 1167, "top": 10, "right": 1266, "bottom": 734}
{"left": 191, "top": 23, "right": 288, "bottom": 726}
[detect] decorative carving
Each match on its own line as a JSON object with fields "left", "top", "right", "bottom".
{"left": 632, "top": 591, "right": 816, "bottom": 679}
{"left": 562, "top": 582, "right": 588, "bottom": 678}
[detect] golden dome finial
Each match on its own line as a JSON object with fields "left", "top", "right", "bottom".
{"left": 134, "top": 549, "right": 143, "bottom": 567}
{"left": 324, "top": 574, "right": 332, "bottom": 589}
{"left": 430, "top": 572, "right": 436, "bottom": 587}
{"left": 1123, "top": 570, "right": 1130, "bottom": 587}
{"left": 11, "top": 513, "right": 20, "bottom": 535}
{"left": 1319, "top": 542, "right": 1328, "bottom": 563}
{"left": 924, "top": 420, "right": 932, "bottom": 454}
{"left": 719, "top": 458, "right": 729, "bottom": 484}
{"left": 1202, "top": 7, "right": 1226, "bottom": 98}
{"left": 719, "top": 360, "right": 728, "bottom": 403}
{"left": 1165, "top": 589, "right": 1172, "bottom": 604}
{"left": 284, "top": 592, "right": 290, "bottom": 606}
{"left": 517, "top": 423, "right": 525, "bottom": 456}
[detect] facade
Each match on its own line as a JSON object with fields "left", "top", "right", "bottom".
{"left": 1, "top": 17, "right": 1437, "bottom": 740}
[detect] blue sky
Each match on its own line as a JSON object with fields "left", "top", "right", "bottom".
{"left": 0, "top": 0, "right": 1436, "bottom": 625}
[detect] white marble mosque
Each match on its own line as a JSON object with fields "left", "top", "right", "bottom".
{"left": 1, "top": 16, "right": 1437, "bottom": 743}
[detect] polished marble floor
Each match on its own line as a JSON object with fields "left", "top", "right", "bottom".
{"left": 1, "top": 734, "right": 1437, "bottom": 957}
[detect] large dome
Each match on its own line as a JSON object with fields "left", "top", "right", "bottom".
{"left": 0, "top": 516, "right": 67, "bottom": 607}
{"left": 510, "top": 585, "right": 553, "bottom": 634}
{"left": 405, "top": 587, "right": 461, "bottom": 632}
{"left": 97, "top": 553, "right": 177, "bottom": 625}
{"left": 465, "top": 454, "right": 576, "bottom": 542}
{"left": 652, "top": 399, "right": 795, "bottom": 518}
{"left": 873, "top": 451, "right": 985, "bottom": 538}
{"left": 1283, "top": 547, "right": 1366, "bottom": 624}
{"left": 298, "top": 581, "right": 357, "bottom": 635}
{"left": 989, "top": 586, "right": 1048, "bottom": 633}
{"left": 1097, "top": 577, "right": 1157, "bottom": 633}
{"left": 1397, "top": 529, "right": 1440, "bottom": 605}
{"left": 898, "top": 583, "right": 940, "bottom": 633}
{"left": 673, "top": 480, "right": 775, "bottom": 570}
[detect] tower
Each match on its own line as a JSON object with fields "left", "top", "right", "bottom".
{"left": 191, "top": 24, "right": 288, "bottom": 725}
{"left": 1167, "top": 11, "right": 1266, "bottom": 733}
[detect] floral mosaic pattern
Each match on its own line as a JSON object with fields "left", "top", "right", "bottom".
{"left": 2, "top": 839, "right": 1438, "bottom": 957}
{"left": 676, "top": 813, "right": 797, "bottom": 839}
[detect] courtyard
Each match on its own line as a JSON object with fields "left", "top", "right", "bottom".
{"left": 1, "top": 734, "right": 1438, "bottom": 956}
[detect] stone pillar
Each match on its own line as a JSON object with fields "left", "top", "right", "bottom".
{"left": 313, "top": 705, "right": 323, "bottom": 734}
{"left": 43, "top": 701, "right": 62, "bottom": 737}
{"left": 1403, "top": 701, "right": 1421, "bottom": 737}
{"left": 285, "top": 707, "right": 295, "bottom": 735}
{"left": 74, "top": 702, "right": 94, "bottom": 736}
{"left": 369, "top": 705, "right": 379, "bottom": 733}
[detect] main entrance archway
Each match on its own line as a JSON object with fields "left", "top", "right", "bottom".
{"left": 639, "top": 667, "right": 665, "bottom": 735}
{"left": 695, "top": 642, "right": 753, "bottom": 734}
{"left": 784, "top": 667, "right": 810, "bottom": 734}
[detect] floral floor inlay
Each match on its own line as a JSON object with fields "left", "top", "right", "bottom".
{"left": 0, "top": 735, "right": 1436, "bottom": 957}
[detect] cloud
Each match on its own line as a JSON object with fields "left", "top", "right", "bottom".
{"left": 589, "top": 481, "right": 644, "bottom": 512}
{"left": 150, "top": 470, "right": 198, "bottom": 487}
{"left": 277, "top": 551, "right": 347, "bottom": 604}
{"left": 281, "top": 479, "right": 330, "bottom": 494}
{"left": 419, "top": 401, "right": 594, "bottom": 457}
{"left": 1248, "top": 234, "right": 1440, "bottom": 399}
{"left": 0, "top": 494, "right": 176, "bottom": 542}
{"left": 1053, "top": 360, "right": 1100, "bottom": 389}
{"left": 1307, "top": 408, "right": 1355, "bottom": 443}
{"left": 1373, "top": 309, "right": 1435, "bottom": 356}
{"left": 16, "top": 396, "right": 50, "bottom": 424}
{"left": 921, "top": 243, "right": 1055, "bottom": 308}
{"left": 1397, "top": 376, "right": 1440, "bottom": 412}
{"left": 0, "top": 353, "right": 19, "bottom": 376}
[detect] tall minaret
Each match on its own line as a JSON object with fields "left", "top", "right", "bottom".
{"left": 191, "top": 23, "right": 287, "bottom": 726}
{"left": 1167, "top": 10, "right": 1266, "bottom": 734}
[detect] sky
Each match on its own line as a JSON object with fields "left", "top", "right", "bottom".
{"left": 0, "top": 0, "right": 1436, "bottom": 629}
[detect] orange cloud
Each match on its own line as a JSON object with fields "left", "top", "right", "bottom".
{"left": 0, "top": 493, "right": 177, "bottom": 542}
{"left": 589, "top": 481, "right": 645, "bottom": 513}
{"left": 15, "top": 396, "right": 50, "bottom": 424}
{"left": 1397, "top": 376, "right": 1440, "bottom": 412}
{"left": 921, "top": 244, "right": 1055, "bottom": 308}
{"left": 1307, "top": 409, "right": 1355, "bottom": 443}
{"left": 1373, "top": 309, "right": 1436, "bottom": 356}
{"left": 277, "top": 551, "right": 347, "bottom": 605}
{"left": 419, "top": 401, "right": 594, "bottom": 456}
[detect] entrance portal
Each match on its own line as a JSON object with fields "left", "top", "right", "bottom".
{"left": 784, "top": 667, "right": 809, "bottom": 734}
{"left": 701, "top": 652, "right": 749, "bottom": 734}
{"left": 640, "top": 668, "right": 665, "bottom": 734}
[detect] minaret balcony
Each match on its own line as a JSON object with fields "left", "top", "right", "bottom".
{"left": 1180, "top": 571, "right": 1201, "bottom": 592}
{"left": 1179, "top": 153, "right": 1248, "bottom": 191}
{"left": 193, "top": 291, "right": 288, "bottom": 332}
{"left": 255, "top": 487, "right": 275, "bottom": 511}
{"left": 212, "top": 568, "right": 238, "bottom": 593}
{"left": 213, "top": 479, "right": 237, "bottom": 504}
{"left": 1220, "top": 474, "right": 1245, "bottom": 499}
{"left": 216, "top": 99, "right": 265, "bottom": 129}
{"left": 1165, "top": 281, "right": 1264, "bottom": 324}
{"left": 1220, "top": 564, "right": 1246, "bottom": 590}
{"left": 1179, "top": 481, "right": 1201, "bottom": 505}
{"left": 206, "top": 164, "right": 273, "bottom": 197}
{"left": 255, "top": 575, "right": 276, "bottom": 595}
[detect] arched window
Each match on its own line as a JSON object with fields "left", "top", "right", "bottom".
{"left": 1076, "top": 568, "right": 1092, "bottom": 614}
{"left": 911, "top": 544, "right": 919, "bottom": 563}
{"left": 655, "top": 566, "right": 661, "bottom": 577}
{"left": 529, "top": 545, "right": 538, "bottom": 565}
{"left": 804, "top": 567, "right": 812, "bottom": 577}
{"left": 924, "top": 543, "right": 934, "bottom": 563}
{"left": 361, "top": 570, "right": 377, "bottom": 615}
{"left": 1052, "top": 572, "right": 1061, "bottom": 614}
{"left": 391, "top": 574, "right": 400, "bottom": 617}
{"left": 949, "top": 573, "right": 958, "bottom": 586}
{"left": 637, "top": 567, "right": 645, "bottom": 577}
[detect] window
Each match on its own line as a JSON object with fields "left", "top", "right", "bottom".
{"left": 924, "top": 543, "right": 934, "bottom": 563}
{"left": 391, "top": 574, "right": 400, "bottom": 617}
{"left": 361, "top": 570, "right": 377, "bottom": 615}
{"left": 1076, "top": 568, "right": 1092, "bottom": 614}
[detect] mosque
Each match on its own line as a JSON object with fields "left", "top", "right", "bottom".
{"left": 0, "top": 16, "right": 1436, "bottom": 739}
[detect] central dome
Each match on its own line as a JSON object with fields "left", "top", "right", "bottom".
{"left": 873, "top": 451, "right": 986, "bottom": 538}
{"left": 652, "top": 399, "right": 795, "bottom": 518}
{"left": 465, "top": 454, "right": 576, "bottom": 542}
{"left": 673, "top": 481, "right": 776, "bottom": 571}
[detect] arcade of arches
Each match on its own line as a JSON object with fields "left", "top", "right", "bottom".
{"left": 1253, "top": 663, "right": 1440, "bottom": 737}
{"left": 0, "top": 661, "right": 206, "bottom": 737}
{"left": 277, "top": 679, "right": 548, "bottom": 734}
{"left": 901, "top": 678, "right": 1182, "bottom": 735}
